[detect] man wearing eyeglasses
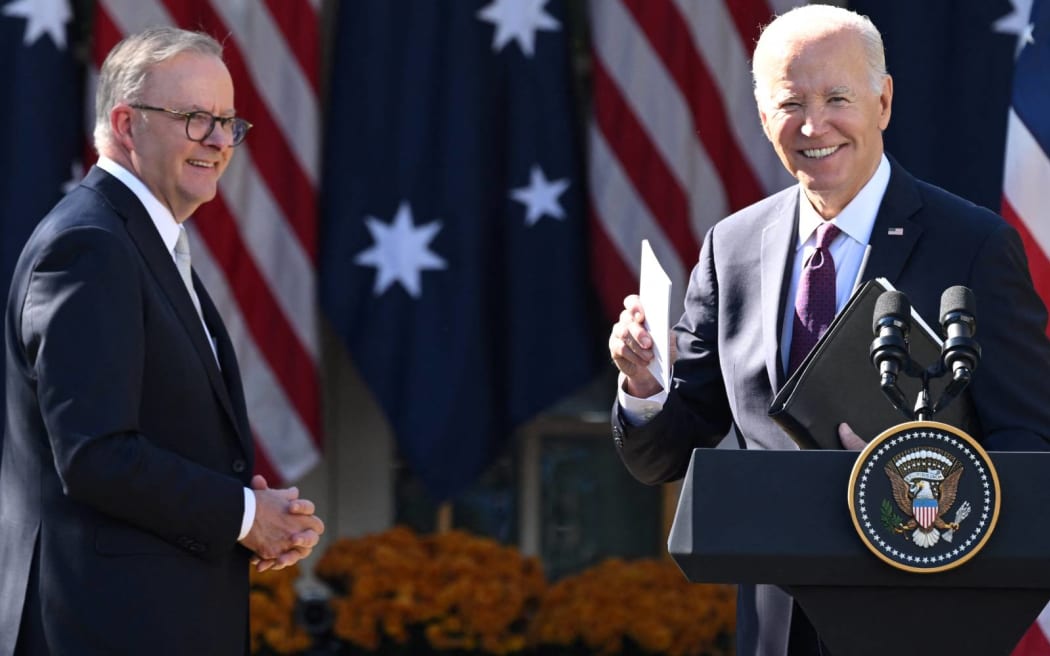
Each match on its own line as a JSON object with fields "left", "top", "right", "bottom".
{"left": 0, "top": 27, "right": 322, "bottom": 656}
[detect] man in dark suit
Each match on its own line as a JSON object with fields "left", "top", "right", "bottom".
{"left": 0, "top": 27, "right": 324, "bottom": 655}
{"left": 608, "top": 5, "right": 1050, "bottom": 656}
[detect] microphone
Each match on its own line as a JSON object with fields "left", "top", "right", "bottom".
{"left": 939, "top": 285, "right": 981, "bottom": 381}
{"left": 870, "top": 290, "right": 912, "bottom": 391}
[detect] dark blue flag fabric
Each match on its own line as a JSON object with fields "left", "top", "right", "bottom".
{"left": 0, "top": 1, "right": 82, "bottom": 423}
{"left": 849, "top": 0, "right": 1020, "bottom": 211}
{"left": 320, "top": 0, "right": 598, "bottom": 500}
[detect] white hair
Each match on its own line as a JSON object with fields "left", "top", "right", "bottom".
{"left": 751, "top": 4, "right": 888, "bottom": 104}
{"left": 93, "top": 27, "right": 223, "bottom": 153}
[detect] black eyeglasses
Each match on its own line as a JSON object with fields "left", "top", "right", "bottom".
{"left": 130, "top": 104, "right": 253, "bottom": 146}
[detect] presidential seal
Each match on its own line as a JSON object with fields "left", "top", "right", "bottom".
{"left": 847, "top": 421, "right": 1000, "bottom": 573}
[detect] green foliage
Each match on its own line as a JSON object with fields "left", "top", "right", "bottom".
{"left": 880, "top": 499, "right": 904, "bottom": 532}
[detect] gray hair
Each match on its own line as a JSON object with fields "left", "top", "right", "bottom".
{"left": 93, "top": 27, "right": 223, "bottom": 153}
{"left": 751, "top": 4, "right": 887, "bottom": 104}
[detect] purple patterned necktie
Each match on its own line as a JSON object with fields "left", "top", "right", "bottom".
{"left": 788, "top": 222, "right": 841, "bottom": 374}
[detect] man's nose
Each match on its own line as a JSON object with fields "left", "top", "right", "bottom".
{"left": 800, "top": 107, "right": 827, "bottom": 138}
{"left": 203, "top": 122, "right": 235, "bottom": 149}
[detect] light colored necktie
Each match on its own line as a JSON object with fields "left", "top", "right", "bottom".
{"left": 174, "top": 227, "right": 204, "bottom": 319}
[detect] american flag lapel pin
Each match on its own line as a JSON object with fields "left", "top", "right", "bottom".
{"left": 888, "top": 227, "right": 904, "bottom": 236}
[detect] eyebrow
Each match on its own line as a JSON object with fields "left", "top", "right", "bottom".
{"left": 185, "top": 104, "right": 238, "bottom": 117}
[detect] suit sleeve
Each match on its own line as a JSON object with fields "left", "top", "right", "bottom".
{"left": 613, "top": 227, "right": 733, "bottom": 485}
{"left": 967, "top": 222, "right": 1050, "bottom": 450}
{"left": 22, "top": 226, "right": 244, "bottom": 558}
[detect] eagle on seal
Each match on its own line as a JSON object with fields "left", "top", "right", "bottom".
{"left": 885, "top": 463, "right": 963, "bottom": 548}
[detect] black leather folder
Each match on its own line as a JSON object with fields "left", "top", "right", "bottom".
{"left": 768, "top": 278, "right": 978, "bottom": 449}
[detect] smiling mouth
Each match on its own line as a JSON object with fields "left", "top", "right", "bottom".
{"left": 187, "top": 159, "right": 217, "bottom": 169}
{"left": 801, "top": 146, "right": 840, "bottom": 159}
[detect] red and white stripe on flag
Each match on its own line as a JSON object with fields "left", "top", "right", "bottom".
{"left": 587, "top": 0, "right": 799, "bottom": 319}
{"left": 1002, "top": 107, "right": 1050, "bottom": 337}
{"left": 1014, "top": 606, "right": 1050, "bottom": 655}
{"left": 90, "top": 0, "right": 322, "bottom": 484}
{"left": 1004, "top": 3, "right": 1050, "bottom": 651}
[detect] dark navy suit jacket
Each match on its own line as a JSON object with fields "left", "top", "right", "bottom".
{"left": 0, "top": 167, "right": 255, "bottom": 655}
{"left": 613, "top": 158, "right": 1050, "bottom": 656}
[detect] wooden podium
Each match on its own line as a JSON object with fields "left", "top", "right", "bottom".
{"left": 668, "top": 449, "right": 1050, "bottom": 655}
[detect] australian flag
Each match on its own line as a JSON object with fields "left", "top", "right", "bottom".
{"left": 0, "top": 0, "right": 82, "bottom": 424}
{"left": 319, "top": 0, "right": 597, "bottom": 501}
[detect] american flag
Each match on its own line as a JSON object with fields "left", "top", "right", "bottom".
{"left": 1001, "top": 0, "right": 1050, "bottom": 335}
{"left": 587, "top": 0, "right": 797, "bottom": 318}
{"left": 90, "top": 0, "right": 322, "bottom": 484}
{"left": 1005, "top": 2, "right": 1050, "bottom": 653}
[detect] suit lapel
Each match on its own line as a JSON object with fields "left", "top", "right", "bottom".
{"left": 197, "top": 282, "right": 254, "bottom": 460}
{"left": 858, "top": 159, "right": 924, "bottom": 285}
{"left": 760, "top": 192, "right": 800, "bottom": 393}
{"left": 83, "top": 168, "right": 245, "bottom": 445}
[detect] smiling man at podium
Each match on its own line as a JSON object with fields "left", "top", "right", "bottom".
{"left": 607, "top": 5, "right": 1050, "bottom": 656}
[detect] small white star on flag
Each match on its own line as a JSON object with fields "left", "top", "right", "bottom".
{"left": 993, "top": 0, "right": 1036, "bottom": 57}
{"left": 510, "top": 165, "right": 570, "bottom": 226}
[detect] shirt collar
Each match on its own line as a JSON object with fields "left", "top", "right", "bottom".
{"left": 796, "top": 154, "right": 891, "bottom": 249}
{"left": 96, "top": 156, "right": 181, "bottom": 255}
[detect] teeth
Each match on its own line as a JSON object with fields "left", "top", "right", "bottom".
{"left": 802, "top": 146, "right": 838, "bottom": 159}
{"left": 187, "top": 159, "right": 214, "bottom": 168}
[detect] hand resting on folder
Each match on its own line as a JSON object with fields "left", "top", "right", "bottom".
{"left": 838, "top": 423, "right": 867, "bottom": 450}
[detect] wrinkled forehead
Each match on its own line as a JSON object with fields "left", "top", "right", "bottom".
{"left": 754, "top": 29, "right": 868, "bottom": 94}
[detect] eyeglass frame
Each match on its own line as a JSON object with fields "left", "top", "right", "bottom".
{"left": 128, "top": 104, "right": 253, "bottom": 146}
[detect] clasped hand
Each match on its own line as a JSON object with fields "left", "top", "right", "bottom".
{"left": 240, "top": 474, "right": 325, "bottom": 572}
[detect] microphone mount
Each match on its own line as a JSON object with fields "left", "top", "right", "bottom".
{"left": 869, "top": 287, "right": 980, "bottom": 422}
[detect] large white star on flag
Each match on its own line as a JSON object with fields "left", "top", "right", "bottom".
{"left": 355, "top": 201, "right": 447, "bottom": 298}
{"left": 510, "top": 165, "right": 570, "bottom": 226}
{"left": 993, "top": 0, "right": 1035, "bottom": 57}
{"left": 2, "top": 0, "right": 72, "bottom": 50}
{"left": 477, "top": 0, "right": 560, "bottom": 57}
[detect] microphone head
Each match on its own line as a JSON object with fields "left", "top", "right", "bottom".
{"left": 940, "top": 285, "right": 976, "bottom": 325}
{"left": 873, "top": 290, "right": 911, "bottom": 334}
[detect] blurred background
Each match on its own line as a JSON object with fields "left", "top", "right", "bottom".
{"left": 2, "top": 1, "right": 1047, "bottom": 650}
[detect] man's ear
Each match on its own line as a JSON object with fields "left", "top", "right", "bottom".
{"left": 878, "top": 75, "right": 893, "bottom": 131}
{"left": 757, "top": 105, "right": 773, "bottom": 142}
{"left": 754, "top": 88, "right": 773, "bottom": 142}
{"left": 110, "top": 104, "right": 136, "bottom": 150}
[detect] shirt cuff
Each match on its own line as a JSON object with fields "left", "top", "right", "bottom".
{"left": 617, "top": 372, "right": 668, "bottom": 426}
{"left": 239, "top": 487, "right": 256, "bottom": 541}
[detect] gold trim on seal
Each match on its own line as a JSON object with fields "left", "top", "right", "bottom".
{"left": 846, "top": 420, "right": 1001, "bottom": 574}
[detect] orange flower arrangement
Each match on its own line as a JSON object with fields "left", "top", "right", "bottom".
{"left": 528, "top": 558, "right": 735, "bottom": 656}
{"left": 249, "top": 564, "right": 312, "bottom": 655}
{"left": 250, "top": 528, "right": 736, "bottom": 655}
{"left": 315, "top": 525, "right": 546, "bottom": 654}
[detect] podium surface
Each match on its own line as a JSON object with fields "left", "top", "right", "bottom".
{"left": 669, "top": 449, "right": 1050, "bottom": 655}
